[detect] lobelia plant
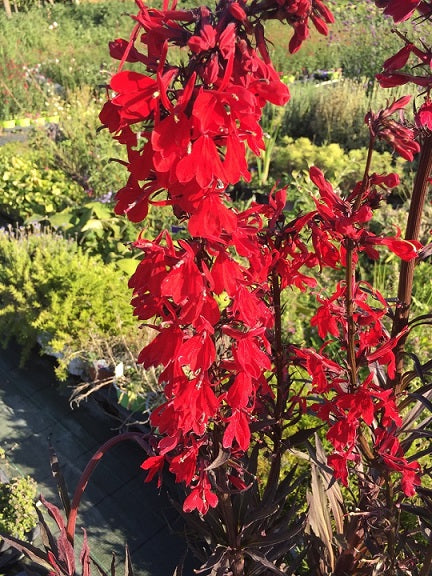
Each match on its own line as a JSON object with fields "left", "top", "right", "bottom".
{"left": 3, "top": 1, "right": 432, "bottom": 575}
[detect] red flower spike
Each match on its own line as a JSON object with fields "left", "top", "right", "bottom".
{"left": 100, "top": 0, "right": 427, "bottom": 518}
{"left": 365, "top": 97, "right": 420, "bottom": 161}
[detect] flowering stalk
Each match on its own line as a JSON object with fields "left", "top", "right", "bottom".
{"left": 391, "top": 134, "right": 432, "bottom": 392}
{"left": 96, "top": 0, "right": 432, "bottom": 572}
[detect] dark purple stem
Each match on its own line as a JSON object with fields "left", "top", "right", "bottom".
{"left": 390, "top": 134, "right": 432, "bottom": 392}
{"left": 66, "top": 432, "right": 149, "bottom": 543}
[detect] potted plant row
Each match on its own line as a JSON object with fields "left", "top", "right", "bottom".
{"left": 1, "top": 115, "right": 59, "bottom": 129}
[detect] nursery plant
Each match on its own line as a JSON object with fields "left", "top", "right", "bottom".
{"left": 0, "top": 143, "right": 84, "bottom": 223}
{"left": 0, "top": 449, "right": 38, "bottom": 541}
{"left": 0, "top": 226, "right": 142, "bottom": 381}
{"left": 3, "top": 1, "right": 432, "bottom": 576}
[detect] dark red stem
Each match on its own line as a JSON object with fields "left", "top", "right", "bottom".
{"left": 390, "top": 134, "right": 432, "bottom": 392}
{"left": 66, "top": 432, "right": 149, "bottom": 543}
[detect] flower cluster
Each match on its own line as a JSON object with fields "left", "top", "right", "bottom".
{"left": 289, "top": 165, "right": 421, "bottom": 494}
{"left": 99, "top": 0, "right": 335, "bottom": 232}
{"left": 101, "top": 0, "right": 425, "bottom": 516}
{"left": 375, "top": 3, "right": 432, "bottom": 131}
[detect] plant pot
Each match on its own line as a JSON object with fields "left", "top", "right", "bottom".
{"left": 1, "top": 119, "right": 16, "bottom": 129}
{"left": 31, "top": 117, "right": 46, "bottom": 126}
{"left": 15, "top": 118, "right": 31, "bottom": 128}
{"left": 115, "top": 384, "right": 147, "bottom": 412}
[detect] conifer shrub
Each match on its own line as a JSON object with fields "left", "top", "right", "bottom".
{"left": 0, "top": 226, "right": 142, "bottom": 381}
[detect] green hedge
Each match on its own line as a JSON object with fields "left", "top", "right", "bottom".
{"left": 0, "top": 226, "right": 141, "bottom": 380}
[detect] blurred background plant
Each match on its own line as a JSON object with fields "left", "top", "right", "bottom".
{"left": 0, "top": 448, "right": 38, "bottom": 541}
{"left": 0, "top": 142, "right": 84, "bottom": 222}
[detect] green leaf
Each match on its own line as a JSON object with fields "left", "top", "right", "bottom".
{"left": 115, "top": 258, "right": 139, "bottom": 275}
{"left": 81, "top": 218, "right": 105, "bottom": 232}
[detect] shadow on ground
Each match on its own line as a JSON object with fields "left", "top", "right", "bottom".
{"left": 0, "top": 343, "right": 195, "bottom": 576}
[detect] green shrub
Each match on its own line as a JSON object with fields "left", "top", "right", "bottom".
{"left": 0, "top": 2, "right": 135, "bottom": 102}
{"left": 0, "top": 226, "right": 141, "bottom": 380}
{"left": 262, "top": 1, "right": 405, "bottom": 81}
{"left": 0, "top": 143, "right": 84, "bottom": 222}
{"left": 35, "top": 200, "right": 140, "bottom": 267}
{"left": 271, "top": 136, "right": 410, "bottom": 196}
{"left": 0, "top": 477, "right": 38, "bottom": 540}
{"left": 0, "top": 450, "right": 38, "bottom": 540}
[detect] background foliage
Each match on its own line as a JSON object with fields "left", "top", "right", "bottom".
{"left": 0, "top": 0, "right": 430, "bottom": 414}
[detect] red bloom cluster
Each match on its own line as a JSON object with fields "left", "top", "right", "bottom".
{"left": 375, "top": 2, "right": 432, "bottom": 132}
{"left": 130, "top": 203, "right": 274, "bottom": 512}
{"left": 130, "top": 185, "right": 333, "bottom": 513}
{"left": 269, "top": 0, "right": 334, "bottom": 53}
{"left": 365, "top": 96, "right": 420, "bottom": 160}
{"left": 291, "top": 168, "right": 421, "bottom": 494}
{"left": 101, "top": 0, "right": 425, "bottom": 514}
{"left": 133, "top": 161, "right": 421, "bottom": 508}
{"left": 99, "top": 0, "right": 336, "bottom": 234}
{"left": 99, "top": 0, "right": 294, "bottom": 229}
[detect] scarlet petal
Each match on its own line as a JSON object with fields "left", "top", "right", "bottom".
{"left": 141, "top": 455, "right": 165, "bottom": 487}
{"left": 188, "top": 195, "right": 237, "bottom": 239}
{"left": 381, "top": 0, "right": 421, "bottom": 22}
{"left": 376, "top": 72, "right": 411, "bottom": 87}
{"left": 176, "top": 135, "right": 226, "bottom": 188}
{"left": 223, "top": 410, "right": 251, "bottom": 451}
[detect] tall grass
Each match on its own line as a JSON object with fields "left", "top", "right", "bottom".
{"left": 282, "top": 78, "right": 410, "bottom": 150}
{"left": 0, "top": 1, "right": 134, "bottom": 118}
